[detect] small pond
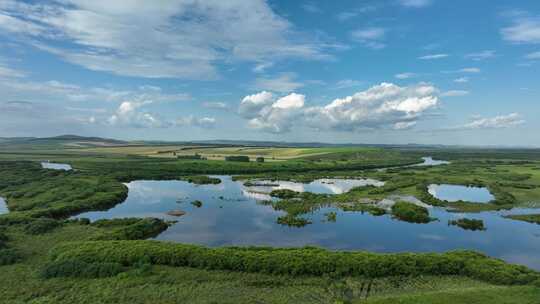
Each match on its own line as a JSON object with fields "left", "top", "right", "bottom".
{"left": 413, "top": 157, "right": 450, "bottom": 167}
{"left": 41, "top": 162, "right": 72, "bottom": 171}
{"left": 75, "top": 176, "right": 540, "bottom": 270}
{"left": 428, "top": 184, "right": 495, "bottom": 203}
{"left": 0, "top": 197, "right": 8, "bottom": 214}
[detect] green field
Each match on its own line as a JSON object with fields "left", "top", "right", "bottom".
{"left": 1, "top": 136, "right": 540, "bottom": 303}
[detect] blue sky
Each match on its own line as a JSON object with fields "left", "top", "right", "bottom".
{"left": 0, "top": 0, "right": 538, "bottom": 146}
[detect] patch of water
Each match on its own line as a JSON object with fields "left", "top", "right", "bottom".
{"left": 245, "top": 178, "right": 385, "bottom": 196}
{"left": 0, "top": 197, "right": 8, "bottom": 214}
{"left": 74, "top": 176, "right": 540, "bottom": 270}
{"left": 377, "top": 156, "right": 450, "bottom": 171}
{"left": 428, "top": 184, "right": 495, "bottom": 203}
{"left": 413, "top": 157, "right": 450, "bottom": 167}
{"left": 41, "top": 162, "right": 72, "bottom": 171}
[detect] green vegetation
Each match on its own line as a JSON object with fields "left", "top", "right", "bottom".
{"left": 256, "top": 156, "right": 265, "bottom": 163}
{"left": 504, "top": 214, "right": 540, "bottom": 225}
{"left": 176, "top": 154, "right": 205, "bottom": 160}
{"left": 225, "top": 155, "right": 251, "bottom": 162}
{"left": 91, "top": 218, "right": 170, "bottom": 241}
{"left": 48, "top": 241, "right": 539, "bottom": 286}
{"left": 184, "top": 175, "right": 221, "bottom": 185}
{"left": 1, "top": 139, "right": 540, "bottom": 303}
{"left": 449, "top": 218, "right": 486, "bottom": 231}
{"left": 391, "top": 202, "right": 433, "bottom": 224}
{"left": 325, "top": 211, "right": 337, "bottom": 222}
{"left": 191, "top": 200, "right": 203, "bottom": 208}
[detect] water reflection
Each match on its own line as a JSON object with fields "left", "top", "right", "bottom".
{"left": 244, "top": 178, "right": 384, "bottom": 196}
{"left": 0, "top": 197, "right": 8, "bottom": 214}
{"left": 75, "top": 176, "right": 540, "bottom": 270}
{"left": 428, "top": 184, "right": 494, "bottom": 203}
{"left": 41, "top": 162, "right": 72, "bottom": 171}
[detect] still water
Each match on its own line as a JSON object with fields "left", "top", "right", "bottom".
{"left": 428, "top": 184, "right": 495, "bottom": 203}
{"left": 0, "top": 197, "right": 7, "bottom": 214}
{"left": 75, "top": 176, "right": 540, "bottom": 270}
{"left": 41, "top": 162, "right": 72, "bottom": 170}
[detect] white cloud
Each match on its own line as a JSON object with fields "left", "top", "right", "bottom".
{"left": 525, "top": 51, "right": 540, "bottom": 59}
{"left": 334, "top": 79, "right": 364, "bottom": 89}
{"left": 245, "top": 93, "right": 306, "bottom": 133}
{"left": 238, "top": 91, "right": 274, "bottom": 118}
{"left": 108, "top": 100, "right": 169, "bottom": 128}
{"left": 465, "top": 50, "right": 496, "bottom": 61}
{"left": 441, "top": 90, "right": 469, "bottom": 97}
{"left": 459, "top": 67, "right": 481, "bottom": 73}
{"left": 0, "top": 0, "right": 337, "bottom": 79}
{"left": 0, "top": 63, "right": 25, "bottom": 78}
{"left": 419, "top": 53, "right": 449, "bottom": 60}
{"left": 240, "top": 82, "right": 440, "bottom": 133}
{"left": 395, "top": 72, "right": 416, "bottom": 79}
{"left": 336, "top": 6, "right": 377, "bottom": 21}
{"left": 301, "top": 3, "right": 322, "bottom": 14}
{"left": 351, "top": 27, "right": 387, "bottom": 49}
{"left": 176, "top": 116, "right": 216, "bottom": 129}
{"left": 501, "top": 13, "right": 540, "bottom": 44}
{"left": 253, "top": 73, "right": 304, "bottom": 93}
{"left": 202, "top": 102, "right": 228, "bottom": 110}
{"left": 399, "top": 0, "right": 432, "bottom": 8}
{"left": 454, "top": 113, "right": 525, "bottom": 130}
{"left": 454, "top": 77, "right": 469, "bottom": 83}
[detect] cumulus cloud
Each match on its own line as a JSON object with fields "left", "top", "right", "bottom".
{"left": 244, "top": 93, "right": 306, "bottom": 133}
{"left": 351, "top": 27, "right": 387, "bottom": 49}
{"left": 454, "top": 77, "right": 469, "bottom": 83}
{"left": 418, "top": 53, "right": 449, "bottom": 60}
{"left": 108, "top": 100, "right": 169, "bottom": 128}
{"left": 501, "top": 12, "right": 540, "bottom": 44}
{"left": 253, "top": 73, "right": 304, "bottom": 93}
{"left": 452, "top": 113, "right": 525, "bottom": 130}
{"left": 0, "top": 0, "right": 337, "bottom": 79}
{"left": 399, "top": 0, "right": 432, "bottom": 8}
{"left": 238, "top": 91, "right": 274, "bottom": 118}
{"left": 240, "top": 82, "right": 440, "bottom": 133}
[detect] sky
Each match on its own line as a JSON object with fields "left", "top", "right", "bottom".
{"left": 0, "top": 0, "right": 539, "bottom": 146}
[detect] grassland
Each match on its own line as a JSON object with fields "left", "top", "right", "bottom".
{"left": 1, "top": 137, "right": 540, "bottom": 303}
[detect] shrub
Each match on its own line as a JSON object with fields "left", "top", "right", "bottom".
{"left": 93, "top": 218, "right": 169, "bottom": 241}
{"left": 0, "top": 248, "right": 20, "bottom": 265}
{"left": 24, "top": 218, "right": 61, "bottom": 235}
{"left": 270, "top": 189, "right": 299, "bottom": 199}
{"left": 184, "top": 176, "right": 221, "bottom": 185}
{"left": 448, "top": 218, "right": 486, "bottom": 231}
{"left": 48, "top": 241, "right": 540, "bottom": 286}
{"left": 277, "top": 215, "right": 311, "bottom": 227}
{"left": 224, "top": 155, "right": 250, "bottom": 162}
{"left": 256, "top": 157, "right": 265, "bottom": 163}
{"left": 41, "top": 259, "right": 124, "bottom": 278}
{"left": 391, "top": 202, "right": 433, "bottom": 223}
{"left": 325, "top": 212, "right": 337, "bottom": 222}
